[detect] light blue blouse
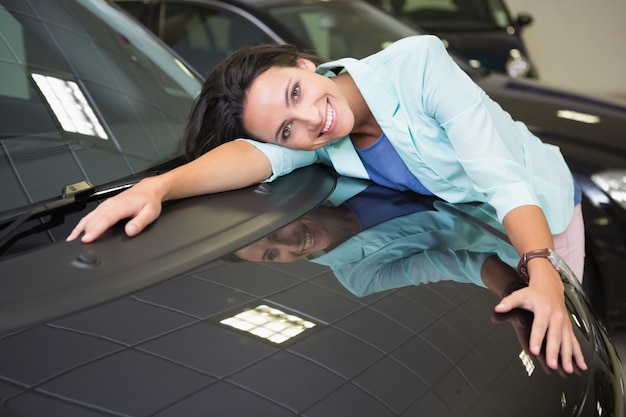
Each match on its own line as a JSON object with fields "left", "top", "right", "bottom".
{"left": 241, "top": 35, "right": 575, "bottom": 234}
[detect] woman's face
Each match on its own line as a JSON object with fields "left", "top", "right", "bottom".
{"left": 243, "top": 59, "right": 355, "bottom": 150}
{"left": 234, "top": 215, "right": 335, "bottom": 262}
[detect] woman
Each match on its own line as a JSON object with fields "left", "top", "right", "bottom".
{"left": 68, "top": 35, "right": 586, "bottom": 373}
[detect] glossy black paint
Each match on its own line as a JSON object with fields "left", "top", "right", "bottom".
{"left": 0, "top": 166, "right": 335, "bottom": 334}
{"left": 1, "top": 167, "right": 624, "bottom": 416}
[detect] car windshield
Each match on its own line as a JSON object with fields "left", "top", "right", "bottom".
{"left": 262, "top": 1, "right": 422, "bottom": 60}
{"left": 375, "top": 0, "right": 512, "bottom": 32}
{"left": 0, "top": 0, "right": 201, "bottom": 213}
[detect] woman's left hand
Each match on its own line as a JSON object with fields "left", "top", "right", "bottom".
{"left": 494, "top": 259, "right": 588, "bottom": 374}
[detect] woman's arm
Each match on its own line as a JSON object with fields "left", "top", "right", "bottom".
{"left": 67, "top": 140, "right": 272, "bottom": 243}
{"left": 495, "top": 205, "right": 587, "bottom": 374}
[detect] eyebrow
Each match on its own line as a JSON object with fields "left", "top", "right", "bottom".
{"left": 274, "top": 77, "right": 293, "bottom": 143}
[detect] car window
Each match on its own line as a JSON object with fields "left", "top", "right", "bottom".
{"left": 159, "top": 2, "right": 274, "bottom": 75}
{"left": 264, "top": 2, "right": 420, "bottom": 60}
{"left": 373, "top": 0, "right": 512, "bottom": 31}
{"left": 0, "top": 0, "right": 201, "bottom": 213}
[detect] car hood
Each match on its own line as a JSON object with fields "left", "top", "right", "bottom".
{"left": 439, "top": 31, "right": 527, "bottom": 70}
{"left": 476, "top": 72, "right": 626, "bottom": 171}
{"left": 0, "top": 170, "right": 623, "bottom": 416}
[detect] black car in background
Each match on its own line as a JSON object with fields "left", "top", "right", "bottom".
{"left": 366, "top": 0, "right": 537, "bottom": 78}
{"left": 114, "top": 0, "right": 626, "bottom": 326}
{"left": 1, "top": 1, "right": 625, "bottom": 416}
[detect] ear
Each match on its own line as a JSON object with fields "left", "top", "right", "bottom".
{"left": 296, "top": 58, "right": 317, "bottom": 71}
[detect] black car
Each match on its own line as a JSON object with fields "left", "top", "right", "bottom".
{"left": 1, "top": 0, "right": 624, "bottom": 416}
{"left": 366, "top": 0, "right": 537, "bottom": 78}
{"left": 113, "top": 0, "right": 626, "bottom": 326}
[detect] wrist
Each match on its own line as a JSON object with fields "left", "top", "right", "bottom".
{"left": 141, "top": 175, "right": 169, "bottom": 202}
{"left": 517, "top": 248, "right": 560, "bottom": 282}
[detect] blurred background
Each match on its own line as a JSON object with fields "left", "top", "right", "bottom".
{"left": 507, "top": 0, "right": 626, "bottom": 100}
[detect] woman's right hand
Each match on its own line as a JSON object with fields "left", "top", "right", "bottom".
{"left": 66, "top": 177, "right": 164, "bottom": 243}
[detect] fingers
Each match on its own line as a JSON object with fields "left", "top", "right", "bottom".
{"left": 66, "top": 188, "right": 162, "bottom": 242}
{"left": 494, "top": 289, "right": 530, "bottom": 314}
{"left": 66, "top": 216, "right": 89, "bottom": 241}
{"left": 68, "top": 202, "right": 131, "bottom": 243}
{"left": 123, "top": 203, "right": 161, "bottom": 237}
{"left": 494, "top": 288, "right": 587, "bottom": 374}
{"left": 530, "top": 312, "right": 572, "bottom": 372}
{"left": 573, "top": 339, "right": 588, "bottom": 372}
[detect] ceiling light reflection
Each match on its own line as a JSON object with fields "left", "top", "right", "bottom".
{"left": 221, "top": 305, "right": 316, "bottom": 344}
{"left": 32, "top": 73, "right": 108, "bottom": 139}
{"left": 519, "top": 350, "right": 535, "bottom": 376}
{"left": 557, "top": 109, "right": 600, "bottom": 124}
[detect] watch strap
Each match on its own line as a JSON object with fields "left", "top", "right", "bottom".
{"left": 517, "top": 248, "right": 552, "bottom": 281}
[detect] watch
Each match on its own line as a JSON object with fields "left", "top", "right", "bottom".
{"left": 516, "top": 248, "right": 559, "bottom": 281}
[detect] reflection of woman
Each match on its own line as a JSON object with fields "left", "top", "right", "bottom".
{"left": 234, "top": 204, "right": 359, "bottom": 263}
{"left": 235, "top": 180, "right": 519, "bottom": 295}
{"left": 318, "top": 203, "right": 512, "bottom": 291}
{"left": 235, "top": 180, "right": 438, "bottom": 263}
{"left": 301, "top": 199, "right": 520, "bottom": 297}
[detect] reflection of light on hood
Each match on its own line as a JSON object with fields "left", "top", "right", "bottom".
{"left": 519, "top": 350, "right": 535, "bottom": 376}
{"left": 32, "top": 73, "right": 108, "bottom": 139}
{"left": 221, "top": 305, "right": 315, "bottom": 344}
{"left": 592, "top": 169, "right": 626, "bottom": 210}
{"left": 557, "top": 109, "right": 601, "bottom": 124}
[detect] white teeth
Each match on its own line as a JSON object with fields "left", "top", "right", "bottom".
{"left": 303, "top": 228, "right": 312, "bottom": 250}
{"left": 321, "top": 102, "right": 333, "bottom": 134}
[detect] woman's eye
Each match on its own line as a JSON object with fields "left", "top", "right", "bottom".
{"left": 267, "top": 249, "right": 278, "bottom": 261}
{"left": 292, "top": 85, "right": 300, "bottom": 101}
{"left": 282, "top": 123, "right": 292, "bottom": 140}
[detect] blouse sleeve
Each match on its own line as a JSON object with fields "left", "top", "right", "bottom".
{"left": 236, "top": 139, "right": 319, "bottom": 182}
{"left": 417, "top": 36, "right": 543, "bottom": 219}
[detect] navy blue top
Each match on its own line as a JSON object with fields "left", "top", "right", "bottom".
{"left": 356, "top": 134, "right": 434, "bottom": 195}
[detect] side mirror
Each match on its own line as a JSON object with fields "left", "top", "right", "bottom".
{"left": 516, "top": 13, "right": 533, "bottom": 28}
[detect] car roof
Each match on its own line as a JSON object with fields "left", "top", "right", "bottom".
{"left": 190, "top": 0, "right": 362, "bottom": 7}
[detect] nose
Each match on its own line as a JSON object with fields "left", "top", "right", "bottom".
{"left": 294, "top": 104, "right": 320, "bottom": 130}
{"left": 268, "top": 230, "right": 297, "bottom": 247}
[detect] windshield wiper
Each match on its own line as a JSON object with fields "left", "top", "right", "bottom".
{"left": 0, "top": 156, "right": 185, "bottom": 255}
{"left": 0, "top": 180, "right": 100, "bottom": 253}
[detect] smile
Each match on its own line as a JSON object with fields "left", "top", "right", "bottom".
{"left": 303, "top": 226, "right": 312, "bottom": 251}
{"left": 320, "top": 101, "right": 334, "bottom": 135}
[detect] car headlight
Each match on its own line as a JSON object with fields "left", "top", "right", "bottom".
{"left": 505, "top": 49, "right": 531, "bottom": 78}
{"left": 591, "top": 169, "right": 626, "bottom": 209}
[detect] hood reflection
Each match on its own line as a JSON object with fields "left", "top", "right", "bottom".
{"left": 234, "top": 177, "right": 591, "bottom": 377}
{"left": 237, "top": 178, "right": 522, "bottom": 298}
